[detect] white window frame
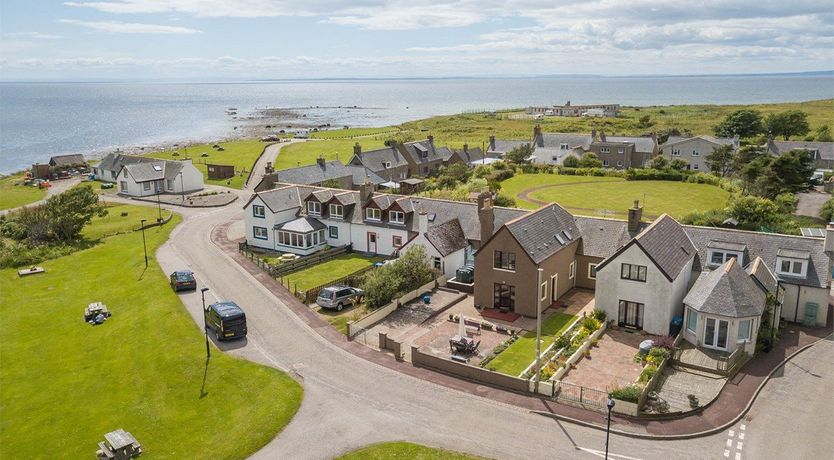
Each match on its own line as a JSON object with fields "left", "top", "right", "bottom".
{"left": 560, "top": 143, "right": 569, "bottom": 150}
{"left": 568, "top": 261, "right": 576, "bottom": 279}
{"left": 143, "top": 182, "right": 151, "bottom": 191}
{"left": 588, "top": 263, "right": 597, "bottom": 280}
{"left": 776, "top": 257, "right": 807, "bottom": 277}
{"left": 671, "top": 149, "right": 681, "bottom": 156}
{"left": 686, "top": 307, "right": 697, "bottom": 333}
{"left": 383, "top": 161, "right": 391, "bottom": 168}
{"left": 540, "top": 281, "right": 548, "bottom": 301}
{"left": 616, "top": 160, "right": 623, "bottom": 168}
{"left": 307, "top": 201, "right": 321, "bottom": 216}
{"left": 602, "top": 159, "right": 609, "bottom": 167}
{"left": 253, "top": 226, "right": 268, "bottom": 240}
{"left": 708, "top": 250, "right": 741, "bottom": 267}
{"left": 389, "top": 211, "right": 405, "bottom": 225}
{"left": 617, "top": 148, "right": 624, "bottom": 154}
{"left": 328, "top": 226, "right": 338, "bottom": 239}
{"left": 366, "top": 207, "right": 381, "bottom": 221}
{"left": 692, "top": 149, "right": 700, "bottom": 156}
{"left": 737, "top": 318, "right": 752, "bottom": 343}
{"left": 693, "top": 164, "right": 699, "bottom": 170}
{"left": 600, "top": 147, "right": 610, "bottom": 153}
{"left": 392, "top": 235, "right": 403, "bottom": 248}
{"left": 329, "top": 204, "right": 343, "bottom": 218}
{"left": 252, "top": 204, "right": 265, "bottom": 218}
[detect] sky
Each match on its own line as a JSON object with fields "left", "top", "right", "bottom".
{"left": 0, "top": 0, "right": 832, "bottom": 80}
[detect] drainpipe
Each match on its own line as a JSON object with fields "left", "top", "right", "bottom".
{"left": 793, "top": 285, "right": 800, "bottom": 323}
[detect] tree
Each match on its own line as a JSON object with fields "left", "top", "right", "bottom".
{"left": 765, "top": 110, "right": 810, "bottom": 140}
{"left": 577, "top": 152, "right": 602, "bottom": 168}
{"left": 669, "top": 158, "right": 689, "bottom": 171}
{"left": 738, "top": 155, "right": 772, "bottom": 195}
{"left": 820, "top": 198, "right": 834, "bottom": 222}
{"left": 733, "top": 145, "right": 765, "bottom": 172}
{"left": 704, "top": 144, "right": 736, "bottom": 177}
{"left": 648, "top": 155, "right": 669, "bottom": 170}
{"left": 816, "top": 125, "right": 833, "bottom": 142}
{"left": 436, "top": 162, "right": 472, "bottom": 189}
{"left": 714, "top": 110, "right": 764, "bottom": 138}
{"left": 637, "top": 115, "right": 654, "bottom": 128}
{"left": 320, "top": 178, "right": 343, "bottom": 188}
{"left": 774, "top": 192, "right": 797, "bottom": 214}
{"left": 45, "top": 185, "right": 107, "bottom": 241}
{"left": 504, "top": 143, "right": 534, "bottom": 164}
{"left": 562, "top": 155, "right": 580, "bottom": 168}
{"left": 770, "top": 149, "right": 814, "bottom": 194}
{"left": 727, "top": 195, "right": 780, "bottom": 230}
{"left": 361, "top": 245, "right": 435, "bottom": 308}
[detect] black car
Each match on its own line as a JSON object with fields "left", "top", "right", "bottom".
{"left": 205, "top": 301, "right": 248, "bottom": 341}
{"left": 169, "top": 270, "right": 197, "bottom": 292}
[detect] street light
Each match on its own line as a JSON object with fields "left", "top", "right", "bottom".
{"left": 178, "top": 171, "right": 185, "bottom": 202}
{"left": 155, "top": 185, "right": 162, "bottom": 222}
{"left": 201, "top": 287, "right": 211, "bottom": 359}
{"left": 139, "top": 219, "right": 148, "bottom": 268}
{"left": 533, "top": 267, "right": 543, "bottom": 386}
{"left": 605, "top": 397, "right": 616, "bottom": 459}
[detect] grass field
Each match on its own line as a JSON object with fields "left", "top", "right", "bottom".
{"left": 485, "top": 312, "right": 576, "bottom": 376}
{"left": 282, "top": 253, "right": 382, "bottom": 292}
{"left": 0, "top": 173, "right": 47, "bottom": 210}
{"left": 0, "top": 205, "right": 303, "bottom": 459}
{"left": 310, "top": 126, "right": 402, "bottom": 140}
{"left": 145, "top": 139, "right": 268, "bottom": 189}
{"left": 501, "top": 173, "right": 730, "bottom": 218}
{"left": 337, "top": 442, "right": 481, "bottom": 460}
{"left": 274, "top": 138, "right": 387, "bottom": 170}
{"left": 81, "top": 202, "right": 166, "bottom": 241}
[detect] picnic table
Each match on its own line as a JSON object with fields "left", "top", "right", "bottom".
{"left": 449, "top": 335, "right": 480, "bottom": 354}
{"left": 85, "top": 302, "right": 112, "bottom": 323}
{"left": 97, "top": 429, "right": 142, "bottom": 460}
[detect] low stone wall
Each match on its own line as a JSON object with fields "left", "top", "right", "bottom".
{"left": 346, "top": 275, "right": 448, "bottom": 337}
{"left": 612, "top": 399, "right": 640, "bottom": 416}
{"left": 552, "top": 321, "right": 608, "bottom": 381}
{"left": 411, "top": 346, "right": 529, "bottom": 393}
{"left": 379, "top": 332, "right": 403, "bottom": 358}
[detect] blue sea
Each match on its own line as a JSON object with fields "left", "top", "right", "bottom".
{"left": 1, "top": 74, "right": 832, "bottom": 173}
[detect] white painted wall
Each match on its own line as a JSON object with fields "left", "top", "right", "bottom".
{"left": 175, "top": 160, "right": 204, "bottom": 193}
{"left": 662, "top": 138, "right": 726, "bottom": 171}
{"left": 401, "top": 231, "right": 468, "bottom": 279}
{"left": 349, "top": 223, "right": 409, "bottom": 255}
{"left": 780, "top": 283, "right": 829, "bottom": 326}
{"left": 595, "top": 243, "right": 693, "bottom": 335}
{"left": 683, "top": 308, "right": 759, "bottom": 355}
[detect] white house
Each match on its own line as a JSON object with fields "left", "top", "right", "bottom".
{"left": 400, "top": 211, "right": 468, "bottom": 279}
{"left": 662, "top": 135, "right": 739, "bottom": 172}
{"left": 594, "top": 215, "right": 696, "bottom": 335}
{"left": 115, "top": 159, "right": 203, "bottom": 197}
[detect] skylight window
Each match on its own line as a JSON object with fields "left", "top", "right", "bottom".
{"left": 153, "top": 165, "right": 162, "bottom": 171}
{"left": 562, "top": 230, "right": 572, "bottom": 240}
{"left": 555, "top": 234, "right": 565, "bottom": 245}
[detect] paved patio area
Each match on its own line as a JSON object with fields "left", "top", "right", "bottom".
{"left": 365, "top": 288, "right": 464, "bottom": 349}
{"left": 647, "top": 365, "right": 726, "bottom": 414}
{"left": 561, "top": 328, "right": 649, "bottom": 391}
{"left": 414, "top": 320, "right": 508, "bottom": 364}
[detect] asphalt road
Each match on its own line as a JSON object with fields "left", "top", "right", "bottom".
{"left": 127, "top": 193, "right": 833, "bottom": 459}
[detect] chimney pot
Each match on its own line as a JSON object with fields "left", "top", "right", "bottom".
{"left": 418, "top": 209, "right": 428, "bottom": 234}
{"left": 353, "top": 142, "right": 361, "bottom": 156}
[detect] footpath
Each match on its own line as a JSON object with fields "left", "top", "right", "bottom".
{"left": 213, "top": 221, "right": 833, "bottom": 439}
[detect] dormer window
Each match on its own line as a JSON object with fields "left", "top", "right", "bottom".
{"left": 383, "top": 161, "right": 391, "bottom": 169}
{"left": 366, "top": 207, "right": 381, "bottom": 221}
{"left": 560, "top": 143, "right": 569, "bottom": 150}
{"left": 307, "top": 201, "right": 321, "bottom": 216}
{"left": 329, "top": 204, "right": 343, "bottom": 219}
{"left": 776, "top": 249, "right": 810, "bottom": 278}
{"left": 672, "top": 149, "right": 681, "bottom": 156}
{"left": 600, "top": 147, "right": 610, "bottom": 153}
{"left": 707, "top": 241, "right": 746, "bottom": 267}
{"left": 389, "top": 211, "right": 405, "bottom": 224}
{"left": 709, "top": 250, "right": 740, "bottom": 266}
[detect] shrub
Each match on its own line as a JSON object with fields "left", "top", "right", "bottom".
{"left": 820, "top": 198, "right": 834, "bottom": 222}
{"left": 554, "top": 334, "right": 571, "bottom": 350}
{"left": 581, "top": 316, "right": 601, "bottom": 333}
{"left": 361, "top": 246, "right": 435, "bottom": 308}
{"left": 591, "top": 308, "right": 607, "bottom": 322}
{"left": 610, "top": 385, "right": 642, "bottom": 403}
{"left": 639, "top": 365, "right": 658, "bottom": 383}
{"left": 652, "top": 335, "right": 677, "bottom": 352}
{"left": 685, "top": 172, "right": 720, "bottom": 185}
{"left": 648, "top": 346, "right": 670, "bottom": 362}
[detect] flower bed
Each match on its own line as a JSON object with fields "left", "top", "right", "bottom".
{"left": 521, "top": 309, "right": 608, "bottom": 382}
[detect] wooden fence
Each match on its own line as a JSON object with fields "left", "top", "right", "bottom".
{"left": 294, "top": 263, "right": 377, "bottom": 304}
{"left": 270, "top": 245, "right": 350, "bottom": 277}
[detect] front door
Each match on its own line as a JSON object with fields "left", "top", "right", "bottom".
{"left": 367, "top": 232, "right": 377, "bottom": 254}
{"left": 703, "top": 317, "right": 729, "bottom": 350}
{"left": 618, "top": 300, "right": 644, "bottom": 329}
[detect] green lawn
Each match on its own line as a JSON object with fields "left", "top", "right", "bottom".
{"left": 317, "top": 303, "right": 369, "bottom": 335}
{"left": 0, "top": 206, "right": 303, "bottom": 459}
{"left": 0, "top": 173, "right": 47, "bottom": 210}
{"left": 81, "top": 202, "right": 168, "bottom": 241}
{"left": 274, "top": 138, "right": 387, "bottom": 170}
{"left": 310, "top": 127, "right": 402, "bottom": 140}
{"left": 485, "top": 312, "right": 576, "bottom": 376}
{"left": 145, "top": 139, "right": 269, "bottom": 189}
{"left": 502, "top": 174, "right": 730, "bottom": 218}
{"left": 337, "top": 442, "right": 482, "bottom": 460}
{"left": 282, "top": 253, "right": 382, "bottom": 292}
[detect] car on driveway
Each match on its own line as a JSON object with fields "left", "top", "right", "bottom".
{"left": 205, "top": 301, "right": 248, "bottom": 341}
{"left": 169, "top": 270, "right": 197, "bottom": 291}
{"left": 316, "top": 286, "right": 364, "bottom": 311}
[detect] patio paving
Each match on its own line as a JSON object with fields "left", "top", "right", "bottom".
{"left": 647, "top": 365, "right": 726, "bottom": 414}
{"left": 561, "top": 328, "right": 649, "bottom": 391}
{"left": 365, "top": 288, "right": 463, "bottom": 349}
{"left": 414, "top": 320, "right": 508, "bottom": 364}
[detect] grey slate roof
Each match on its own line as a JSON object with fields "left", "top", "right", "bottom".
{"left": 747, "top": 256, "right": 777, "bottom": 294}
{"left": 251, "top": 184, "right": 318, "bottom": 212}
{"left": 632, "top": 214, "right": 696, "bottom": 280}
{"left": 401, "top": 140, "right": 453, "bottom": 164}
{"left": 275, "top": 217, "right": 326, "bottom": 233}
{"left": 425, "top": 218, "right": 468, "bottom": 256}
{"left": 574, "top": 216, "right": 645, "bottom": 259}
{"left": 684, "top": 225, "right": 829, "bottom": 289}
{"left": 350, "top": 145, "right": 410, "bottom": 171}
{"left": 664, "top": 135, "right": 738, "bottom": 149}
{"left": 454, "top": 146, "right": 485, "bottom": 164}
{"left": 49, "top": 154, "right": 86, "bottom": 167}
{"left": 767, "top": 140, "right": 834, "bottom": 161}
{"left": 505, "top": 204, "right": 581, "bottom": 264}
{"left": 604, "top": 136, "right": 658, "bottom": 154}
{"left": 346, "top": 165, "right": 386, "bottom": 186}
{"left": 684, "top": 258, "right": 766, "bottom": 318}
{"left": 122, "top": 159, "right": 184, "bottom": 183}
{"left": 273, "top": 160, "right": 352, "bottom": 186}
{"left": 538, "top": 133, "right": 593, "bottom": 150}
{"left": 488, "top": 140, "right": 529, "bottom": 154}
{"left": 97, "top": 153, "right": 158, "bottom": 175}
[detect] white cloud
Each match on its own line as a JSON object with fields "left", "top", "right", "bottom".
{"left": 4, "top": 32, "right": 63, "bottom": 39}
{"left": 60, "top": 19, "right": 201, "bottom": 34}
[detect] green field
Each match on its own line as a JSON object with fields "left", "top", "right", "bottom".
{"left": 501, "top": 174, "right": 730, "bottom": 218}
{"left": 0, "top": 205, "right": 302, "bottom": 459}
{"left": 81, "top": 202, "right": 167, "bottom": 241}
{"left": 485, "top": 312, "right": 576, "bottom": 376}
{"left": 0, "top": 173, "right": 47, "bottom": 210}
{"left": 145, "top": 139, "right": 268, "bottom": 189}
{"left": 310, "top": 126, "right": 402, "bottom": 140}
{"left": 337, "top": 442, "right": 482, "bottom": 460}
{"left": 282, "top": 253, "right": 382, "bottom": 293}
{"left": 274, "top": 138, "right": 387, "bottom": 170}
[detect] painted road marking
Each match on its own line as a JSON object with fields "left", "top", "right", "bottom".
{"left": 724, "top": 449, "right": 730, "bottom": 457}
{"left": 737, "top": 442, "right": 743, "bottom": 450}
{"left": 729, "top": 429, "right": 735, "bottom": 437}
{"left": 726, "top": 439, "right": 733, "bottom": 447}
{"left": 735, "top": 453, "right": 741, "bottom": 460}
{"left": 739, "top": 432, "right": 745, "bottom": 440}
{"left": 577, "top": 447, "right": 643, "bottom": 460}
{"left": 740, "top": 424, "right": 746, "bottom": 431}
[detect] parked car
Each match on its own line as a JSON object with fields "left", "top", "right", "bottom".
{"left": 169, "top": 270, "right": 197, "bottom": 291}
{"left": 205, "top": 301, "right": 248, "bottom": 341}
{"left": 316, "top": 286, "right": 364, "bottom": 311}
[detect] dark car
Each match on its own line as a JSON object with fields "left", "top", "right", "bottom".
{"left": 169, "top": 270, "right": 197, "bottom": 291}
{"left": 205, "top": 301, "right": 247, "bottom": 341}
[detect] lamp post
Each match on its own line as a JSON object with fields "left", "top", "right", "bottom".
{"left": 533, "top": 267, "right": 543, "bottom": 386}
{"left": 139, "top": 219, "right": 148, "bottom": 268}
{"left": 178, "top": 171, "right": 185, "bottom": 202}
{"left": 605, "top": 397, "right": 615, "bottom": 459}
{"left": 201, "top": 287, "right": 211, "bottom": 359}
{"left": 155, "top": 184, "right": 162, "bottom": 222}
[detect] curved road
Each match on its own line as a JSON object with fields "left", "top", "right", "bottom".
{"left": 97, "top": 173, "right": 832, "bottom": 459}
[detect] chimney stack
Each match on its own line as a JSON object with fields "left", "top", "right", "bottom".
{"left": 353, "top": 142, "right": 361, "bottom": 156}
{"left": 359, "top": 178, "right": 374, "bottom": 203}
{"left": 427, "top": 135, "right": 434, "bottom": 145}
{"left": 477, "top": 192, "right": 494, "bottom": 247}
{"left": 316, "top": 156, "right": 326, "bottom": 167}
{"left": 463, "top": 143, "right": 469, "bottom": 153}
{"left": 628, "top": 200, "right": 643, "bottom": 233}
{"left": 599, "top": 130, "right": 607, "bottom": 142}
{"left": 418, "top": 209, "right": 428, "bottom": 235}
{"left": 534, "top": 125, "right": 543, "bottom": 147}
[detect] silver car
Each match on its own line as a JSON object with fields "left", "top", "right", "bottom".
{"left": 316, "top": 286, "right": 364, "bottom": 311}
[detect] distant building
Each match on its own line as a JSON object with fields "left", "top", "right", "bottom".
{"left": 254, "top": 158, "right": 386, "bottom": 192}
{"left": 49, "top": 154, "right": 87, "bottom": 171}
{"left": 114, "top": 158, "right": 203, "bottom": 197}
{"left": 206, "top": 164, "right": 236, "bottom": 180}
{"left": 662, "top": 135, "right": 739, "bottom": 171}
{"left": 526, "top": 101, "right": 620, "bottom": 118}
{"left": 766, "top": 138, "right": 834, "bottom": 171}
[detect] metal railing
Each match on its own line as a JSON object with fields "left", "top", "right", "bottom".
{"left": 551, "top": 380, "right": 609, "bottom": 409}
